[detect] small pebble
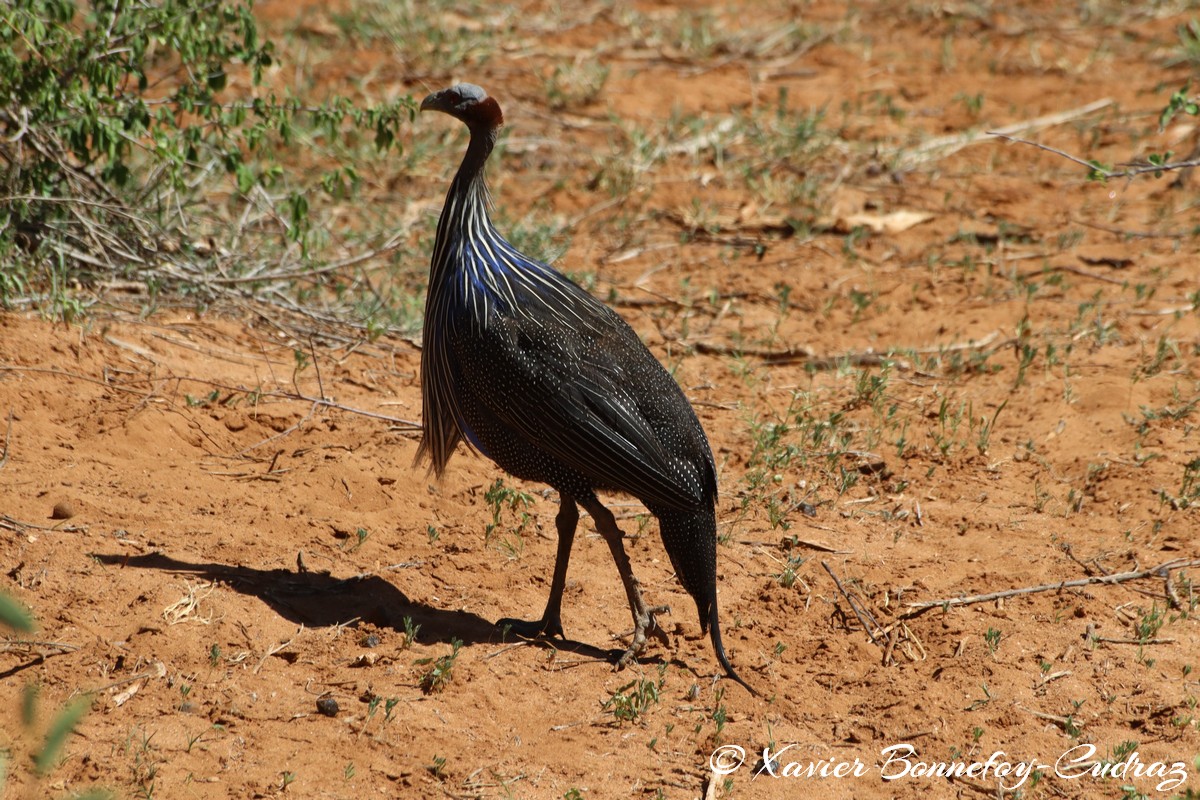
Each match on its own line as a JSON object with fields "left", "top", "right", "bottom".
{"left": 363, "top": 633, "right": 381, "bottom": 648}
{"left": 50, "top": 501, "right": 75, "bottom": 520}
{"left": 316, "top": 697, "right": 339, "bottom": 717}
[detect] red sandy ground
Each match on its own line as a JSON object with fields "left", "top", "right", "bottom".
{"left": 2, "top": 1, "right": 1199, "bottom": 799}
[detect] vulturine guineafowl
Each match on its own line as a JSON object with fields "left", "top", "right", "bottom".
{"left": 415, "top": 83, "right": 753, "bottom": 694}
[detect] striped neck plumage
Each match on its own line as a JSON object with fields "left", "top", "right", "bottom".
{"left": 426, "top": 109, "right": 603, "bottom": 334}
{"left": 430, "top": 125, "right": 499, "bottom": 283}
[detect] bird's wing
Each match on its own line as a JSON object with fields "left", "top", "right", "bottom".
{"left": 461, "top": 309, "right": 708, "bottom": 510}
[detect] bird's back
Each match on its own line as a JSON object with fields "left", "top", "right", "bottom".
{"left": 431, "top": 233, "right": 716, "bottom": 512}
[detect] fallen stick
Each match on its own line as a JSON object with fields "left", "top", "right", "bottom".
{"left": 94, "top": 661, "right": 167, "bottom": 692}
{"left": 1093, "top": 636, "right": 1175, "bottom": 645}
{"left": 894, "top": 98, "right": 1113, "bottom": 169}
{"left": 822, "top": 561, "right": 884, "bottom": 646}
{"left": 254, "top": 626, "right": 303, "bottom": 674}
{"left": 903, "top": 559, "right": 1200, "bottom": 613}
{"left": 0, "top": 409, "right": 12, "bottom": 471}
{"left": 0, "top": 640, "right": 80, "bottom": 655}
{"left": 687, "top": 331, "right": 1003, "bottom": 368}
{"left": 991, "top": 131, "right": 1200, "bottom": 180}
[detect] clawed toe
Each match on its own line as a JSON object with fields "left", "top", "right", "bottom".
{"left": 615, "top": 604, "right": 671, "bottom": 667}
{"left": 645, "top": 604, "right": 671, "bottom": 647}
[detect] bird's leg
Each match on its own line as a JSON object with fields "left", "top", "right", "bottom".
{"left": 497, "top": 494, "right": 578, "bottom": 641}
{"left": 579, "top": 497, "right": 670, "bottom": 667}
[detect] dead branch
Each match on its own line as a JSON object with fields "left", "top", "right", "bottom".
{"left": 690, "top": 340, "right": 907, "bottom": 369}
{"left": 254, "top": 625, "right": 303, "bottom": 674}
{"left": 903, "top": 558, "right": 1200, "bottom": 614}
{"left": 0, "top": 639, "right": 80, "bottom": 656}
{"left": 0, "top": 408, "right": 11, "bottom": 471}
{"left": 0, "top": 514, "right": 86, "bottom": 533}
{"left": 1071, "top": 217, "right": 1192, "bottom": 240}
{"left": 688, "top": 330, "right": 1004, "bottom": 369}
{"left": 0, "top": 364, "right": 158, "bottom": 395}
{"left": 1023, "top": 263, "right": 1129, "bottom": 286}
{"left": 94, "top": 661, "right": 167, "bottom": 693}
{"left": 1037, "top": 670, "right": 1071, "bottom": 688}
{"left": 990, "top": 131, "right": 1200, "bottom": 179}
{"left": 821, "top": 561, "right": 884, "bottom": 646}
{"left": 894, "top": 98, "right": 1113, "bottom": 169}
{"left": 190, "top": 230, "right": 408, "bottom": 286}
{"left": 1127, "top": 303, "right": 1200, "bottom": 317}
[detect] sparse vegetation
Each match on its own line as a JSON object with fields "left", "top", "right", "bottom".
{"left": 483, "top": 477, "right": 537, "bottom": 557}
{"left": 416, "top": 638, "right": 462, "bottom": 694}
{"left": 1, "top": 1, "right": 1199, "bottom": 798}
{"left": 775, "top": 553, "right": 807, "bottom": 589}
{"left": 0, "top": 0, "right": 415, "bottom": 329}
{"left": 602, "top": 669, "right": 664, "bottom": 725}
{"left": 401, "top": 616, "right": 420, "bottom": 649}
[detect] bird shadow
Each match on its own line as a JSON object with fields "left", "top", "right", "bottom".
{"left": 89, "top": 551, "right": 620, "bottom": 663}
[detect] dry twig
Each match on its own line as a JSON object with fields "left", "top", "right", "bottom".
{"left": 0, "top": 514, "right": 86, "bottom": 533}
{"left": 94, "top": 661, "right": 167, "bottom": 693}
{"left": 687, "top": 331, "right": 1004, "bottom": 369}
{"left": 893, "top": 98, "right": 1113, "bottom": 169}
{"left": 0, "top": 639, "right": 80, "bottom": 656}
{"left": 991, "top": 131, "right": 1200, "bottom": 179}
{"left": 903, "top": 559, "right": 1200, "bottom": 614}
{"left": 255, "top": 626, "right": 303, "bottom": 674}
{"left": 0, "top": 409, "right": 11, "bottom": 471}
{"left": 822, "top": 561, "right": 884, "bottom": 646}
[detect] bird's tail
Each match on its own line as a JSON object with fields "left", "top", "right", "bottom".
{"left": 655, "top": 506, "right": 758, "bottom": 696}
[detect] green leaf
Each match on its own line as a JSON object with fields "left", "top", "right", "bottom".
{"left": 1160, "top": 82, "right": 1196, "bottom": 130}
{"left": 235, "top": 163, "right": 255, "bottom": 193}
{"left": 285, "top": 192, "right": 309, "bottom": 231}
{"left": 34, "top": 694, "right": 93, "bottom": 776}
{"left": 0, "top": 591, "right": 35, "bottom": 633}
{"left": 374, "top": 123, "right": 395, "bottom": 152}
{"left": 1085, "top": 159, "right": 1110, "bottom": 182}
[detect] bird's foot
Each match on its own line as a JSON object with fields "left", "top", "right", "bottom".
{"left": 615, "top": 604, "right": 671, "bottom": 668}
{"left": 496, "top": 615, "right": 564, "bottom": 642}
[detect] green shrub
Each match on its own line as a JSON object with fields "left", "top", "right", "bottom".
{"left": 0, "top": 0, "right": 413, "bottom": 310}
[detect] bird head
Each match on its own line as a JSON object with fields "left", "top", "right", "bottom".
{"left": 420, "top": 84, "right": 504, "bottom": 131}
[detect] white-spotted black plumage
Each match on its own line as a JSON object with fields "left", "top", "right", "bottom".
{"left": 415, "top": 84, "right": 753, "bottom": 694}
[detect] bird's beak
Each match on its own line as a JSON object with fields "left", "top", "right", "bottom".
{"left": 419, "top": 91, "right": 445, "bottom": 113}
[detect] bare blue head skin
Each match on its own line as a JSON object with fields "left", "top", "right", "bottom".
{"left": 420, "top": 83, "right": 504, "bottom": 132}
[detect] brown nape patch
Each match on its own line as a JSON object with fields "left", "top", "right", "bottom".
{"left": 475, "top": 96, "right": 504, "bottom": 130}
